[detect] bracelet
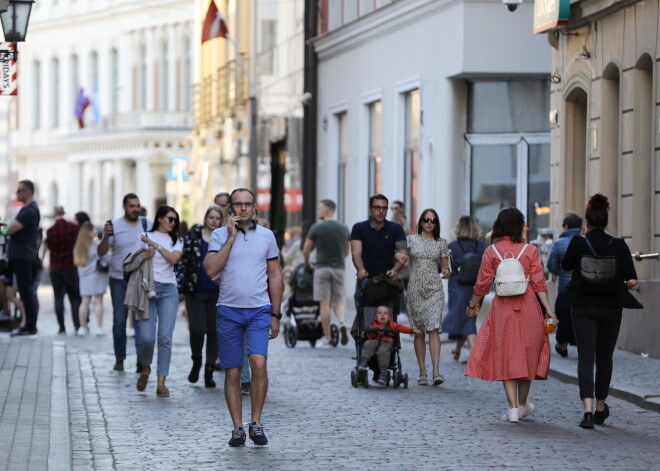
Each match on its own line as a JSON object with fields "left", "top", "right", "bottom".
{"left": 468, "top": 302, "right": 480, "bottom": 310}
{"left": 157, "top": 245, "right": 162, "bottom": 252}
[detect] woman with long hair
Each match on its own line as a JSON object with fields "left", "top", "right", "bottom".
{"left": 442, "top": 216, "right": 487, "bottom": 361}
{"left": 561, "top": 194, "right": 639, "bottom": 428}
{"left": 176, "top": 205, "right": 223, "bottom": 388}
{"left": 406, "top": 208, "right": 450, "bottom": 386}
{"left": 465, "top": 207, "right": 556, "bottom": 422}
{"left": 135, "top": 205, "right": 183, "bottom": 397}
{"left": 73, "top": 222, "right": 109, "bottom": 335}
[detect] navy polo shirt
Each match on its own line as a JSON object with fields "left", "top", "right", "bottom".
{"left": 350, "top": 219, "right": 406, "bottom": 277}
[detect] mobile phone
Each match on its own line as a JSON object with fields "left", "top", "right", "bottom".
{"left": 106, "top": 220, "right": 114, "bottom": 235}
{"left": 227, "top": 206, "right": 235, "bottom": 217}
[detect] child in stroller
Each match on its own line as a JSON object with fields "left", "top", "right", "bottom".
{"left": 359, "top": 305, "right": 420, "bottom": 384}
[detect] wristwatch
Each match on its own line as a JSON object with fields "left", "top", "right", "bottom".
{"left": 271, "top": 312, "right": 282, "bottom": 320}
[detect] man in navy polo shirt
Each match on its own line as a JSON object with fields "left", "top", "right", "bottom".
{"left": 204, "top": 188, "right": 284, "bottom": 447}
{"left": 350, "top": 194, "right": 408, "bottom": 302}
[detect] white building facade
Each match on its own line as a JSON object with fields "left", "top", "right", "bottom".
{"left": 9, "top": 0, "right": 193, "bottom": 224}
{"left": 313, "top": 0, "right": 551, "bottom": 240}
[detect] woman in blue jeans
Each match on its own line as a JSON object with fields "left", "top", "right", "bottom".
{"left": 135, "top": 206, "right": 183, "bottom": 397}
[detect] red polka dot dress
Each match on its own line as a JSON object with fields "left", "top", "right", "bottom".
{"left": 465, "top": 237, "right": 550, "bottom": 381}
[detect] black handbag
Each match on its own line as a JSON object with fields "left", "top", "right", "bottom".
{"left": 96, "top": 258, "right": 109, "bottom": 273}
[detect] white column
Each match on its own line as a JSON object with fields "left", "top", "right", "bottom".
{"left": 145, "top": 27, "right": 157, "bottom": 111}
{"left": 136, "top": 157, "right": 154, "bottom": 215}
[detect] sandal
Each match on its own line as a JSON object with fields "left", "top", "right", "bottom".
{"left": 418, "top": 371, "right": 428, "bottom": 386}
{"left": 452, "top": 350, "right": 460, "bottom": 361}
{"left": 432, "top": 371, "right": 444, "bottom": 385}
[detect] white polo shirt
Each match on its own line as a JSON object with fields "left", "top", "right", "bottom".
{"left": 208, "top": 223, "right": 279, "bottom": 308}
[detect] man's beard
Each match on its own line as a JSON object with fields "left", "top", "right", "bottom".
{"left": 126, "top": 213, "right": 139, "bottom": 222}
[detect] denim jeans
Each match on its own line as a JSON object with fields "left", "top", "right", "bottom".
{"left": 137, "top": 282, "right": 179, "bottom": 377}
{"left": 110, "top": 277, "right": 141, "bottom": 362}
{"left": 51, "top": 267, "right": 82, "bottom": 331}
{"left": 11, "top": 258, "right": 39, "bottom": 332}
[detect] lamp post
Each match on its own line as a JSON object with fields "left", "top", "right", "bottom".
{"left": 0, "top": 0, "right": 35, "bottom": 60}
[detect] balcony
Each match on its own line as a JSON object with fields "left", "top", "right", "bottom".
{"left": 104, "top": 111, "right": 193, "bottom": 131}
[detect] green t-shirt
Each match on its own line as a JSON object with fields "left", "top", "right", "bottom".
{"left": 307, "top": 219, "right": 350, "bottom": 269}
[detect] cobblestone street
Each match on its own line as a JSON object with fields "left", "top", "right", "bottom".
{"left": 59, "top": 301, "right": 660, "bottom": 470}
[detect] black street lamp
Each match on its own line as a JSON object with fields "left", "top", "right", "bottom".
{"left": 0, "top": 0, "right": 35, "bottom": 60}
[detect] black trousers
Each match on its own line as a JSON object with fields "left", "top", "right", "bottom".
{"left": 185, "top": 291, "right": 218, "bottom": 366}
{"left": 11, "top": 258, "right": 39, "bottom": 332}
{"left": 572, "top": 305, "right": 622, "bottom": 400}
{"left": 555, "top": 289, "right": 576, "bottom": 346}
{"left": 51, "top": 267, "right": 82, "bottom": 331}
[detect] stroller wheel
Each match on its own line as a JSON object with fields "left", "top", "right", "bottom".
{"left": 393, "top": 371, "right": 401, "bottom": 389}
{"left": 385, "top": 371, "right": 391, "bottom": 387}
{"left": 309, "top": 339, "right": 317, "bottom": 348}
{"left": 283, "top": 325, "right": 298, "bottom": 348}
{"left": 403, "top": 373, "right": 409, "bottom": 389}
{"left": 350, "top": 370, "right": 357, "bottom": 388}
{"left": 330, "top": 324, "right": 339, "bottom": 347}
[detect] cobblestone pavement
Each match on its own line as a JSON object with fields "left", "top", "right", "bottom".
{"left": 62, "top": 305, "right": 660, "bottom": 471}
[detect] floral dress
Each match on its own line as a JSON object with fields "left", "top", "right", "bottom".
{"left": 406, "top": 235, "right": 449, "bottom": 333}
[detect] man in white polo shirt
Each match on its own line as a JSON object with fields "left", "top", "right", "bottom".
{"left": 204, "top": 188, "right": 284, "bottom": 447}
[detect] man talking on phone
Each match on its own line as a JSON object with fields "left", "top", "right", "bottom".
{"left": 203, "top": 188, "right": 284, "bottom": 447}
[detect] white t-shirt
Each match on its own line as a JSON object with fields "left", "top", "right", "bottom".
{"left": 208, "top": 224, "right": 279, "bottom": 308}
{"left": 108, "top": 216, "right": 151, "bottom": 279}
{"left": 135, "top": 230, "right": 183, "bottom": 284}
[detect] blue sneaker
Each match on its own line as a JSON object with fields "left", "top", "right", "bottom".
{"left": 228, "top": 427, "right": 246, "bottom": 447}
{"left": 249, "top": 422, "right": 268, "bottom": 445}
{"left": 377, "top": 371, "right": 387, "bottom": 385}
{"left": 358, "top": 359, "right": 368, "bottom": 371}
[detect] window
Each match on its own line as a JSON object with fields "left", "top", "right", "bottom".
{"left": 51, "top": 58, "right": 59, "bottom": 128}
{"left": 182, "top": 36, "right": 191, "bottom": 111}
{"left": 90, "top": 51, "right": 99, "bottom": 125}
{"left": 367, "top": 100, "right": 382, "bottom": 197}
{"left": 70, "top": 54, "right": 79, "bottom": 116}
{"left": 110, "top": 48, "right": 119, "bottom": 114}
{"left": 403, "top": 89, "right": 420, "bottom": 225}
{"left": 32, "top": 60, "right": 40, "bottom": 129}
{"left": 139, "top": 44, "right": 147, "bottom": 110}
{"left": 259, "top": 19, "right": 277, "bottom": 75}
{"left": 337, "top": 112, "right": 348, "bottom": 222}
{"left": 159, "top": 41, "right": 169, "bottom": 110}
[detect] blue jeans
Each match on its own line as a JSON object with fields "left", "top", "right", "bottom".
{"left": 110, "top": 277, "right": 141, "bottom": 362}
{"left": 137, "top": 282, "right": 179, "bottom": 376}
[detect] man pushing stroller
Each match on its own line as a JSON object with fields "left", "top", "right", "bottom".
{"left": 359, "top": 306, "right": 420, "bottom": 384}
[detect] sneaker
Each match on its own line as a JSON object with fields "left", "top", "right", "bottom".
{"left": 57, "top": 328, "right": 66, "bottom": 335}
{"left": 580, "top": 412, "right": 595, "bottom": 429}
{"left": 76, "top": 327, "right": 89, "bottom": 336}
{"left": 593, "top": 403, "right": 609, "bottom": 425}
{"left": 241, "top": 382, "right": 251, "bottom": 396}
{"left": 10, "top": 327, "right": 37, "bottom": 338}
{"left": 340, "top": 325, "right": 349, "bottom": 345}
{"left": 248, "top": 422, "right": 268, "bottom": 446}
{"left": 377, "top": 371, "right": 387, "bottom": 385}
{"left": 113, "top": 361, "right": 124, "bottom": 372}
{"left": 357, "top": 359, "right": 368, "bottom": 371}
{"left": 555, "top": 342, "right": 568, "bottom": 357}
{"left": 317, "top": 338, "right": 332, "bottom": 348}
{"left": 228, "top": 427, "right": 246, "bottom": 447}
{"left": 506, "top": 408, "right": 519, "bottom": 423}
{"left": 518, "top": 401, "right": 535, "bottom": 419}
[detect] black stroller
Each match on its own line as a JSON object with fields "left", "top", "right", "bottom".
{"left": 350, "top": 275, "right": 409, "bottom": 388}
{"left": 283, "top": 263, "right": 339, "bottom": 348}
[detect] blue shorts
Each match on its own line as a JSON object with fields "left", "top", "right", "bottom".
{"left": 217, "top": 304, "right": 271, "bottom": 369}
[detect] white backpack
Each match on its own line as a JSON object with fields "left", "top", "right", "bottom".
{"left": 492, "top": 244, "right": 529, "bottom": 297}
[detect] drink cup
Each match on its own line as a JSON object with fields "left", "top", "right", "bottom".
{"left": 545, "top": 318, "right": 556, "bottom": 334}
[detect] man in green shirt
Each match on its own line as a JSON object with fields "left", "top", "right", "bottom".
{"left": 303, "top": 199, "right": 350, "bottom": 346}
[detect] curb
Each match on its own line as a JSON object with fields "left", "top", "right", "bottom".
{"left": 49, "top": 340, "right": 72, "bottom": 471}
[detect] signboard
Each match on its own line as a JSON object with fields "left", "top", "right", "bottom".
{"left": 533, "top": 0, "right": 570, "bottom": 34}
{"left": 0, "top": 43, "right": 17, "bottom": 96}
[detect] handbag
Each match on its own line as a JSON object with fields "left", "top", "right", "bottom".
{"left": 96, "top": 258, "right": 109, "bottom": 273}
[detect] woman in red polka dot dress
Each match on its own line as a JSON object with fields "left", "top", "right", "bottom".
{"left": 464, "top": 207, "right": 557, "bottom": 423}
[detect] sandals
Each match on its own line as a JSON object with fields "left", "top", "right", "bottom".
{"left": 452, "top": 350, "right": 460, "bottom": 361}
{"left": 418, "top": 371, "right": 428, "bottom": 386}
{"left": 433, "top": 371, "right": 444, "bottom": 386}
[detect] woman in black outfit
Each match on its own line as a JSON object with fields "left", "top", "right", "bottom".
{"left": 561, "top": 194, "right": 640, "bottom": 429}
{"left": 176, "top": 205, "right": 223, "bottom": 388}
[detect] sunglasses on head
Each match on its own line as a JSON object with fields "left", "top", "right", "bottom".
{"left": 422, "top": 217, "right": 437, "bottom": 224}
{"left": 166, "top": 216, "right": 177, "bottom": 223}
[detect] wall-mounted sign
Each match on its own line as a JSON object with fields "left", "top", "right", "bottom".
{"left": 534, "top": 0, "right": 570, "bottom": 34}
{"left": 0, "top": 42, "right": 17, "bottom": 96}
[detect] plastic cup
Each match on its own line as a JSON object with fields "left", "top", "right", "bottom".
{"left": 545, "top": 318, "right": 556, "bottom": 334}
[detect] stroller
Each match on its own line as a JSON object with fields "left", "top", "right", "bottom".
{"left": 350, "top": 275, "right": 409, "bottom": 388}
{"left": 283, "top": 263, "right": 339, "bottom": 348}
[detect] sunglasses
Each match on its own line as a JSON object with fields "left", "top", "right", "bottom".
{"left": 422, "top": 217, "right": 437, "bottom": 224}
{"left": 166, "top": 216, "right": 177, "bottom": 223}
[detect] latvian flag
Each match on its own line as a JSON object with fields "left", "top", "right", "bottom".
{"left": 202, "top": 0, "right": 228, "bottom": 44}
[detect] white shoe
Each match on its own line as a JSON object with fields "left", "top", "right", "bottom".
{"left": 76, "top": 327, "right": 89, "bottom": 336}
{"left": 95, "top": 329, "right": 106, "bottom": 337}
{"left": 518, "top": 402, "right": 535, "bottom": 419}
{"left": 317, "top": 339, "right": 332, "bottom": 348}
{"left": 505, "top": 408, "right": 519, "bottom": 423}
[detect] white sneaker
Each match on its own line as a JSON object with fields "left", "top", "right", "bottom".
{"left": 317, "top": 338, "right": 332, "bottom": 348}
{"left": 518, "top": 402, "right": 535, "bottom": 419}
{"left": 505, "top": 407, "right": 519, "bottom": 423}
{"left": 76, "top": 327, "right": 89, "bottom": 336}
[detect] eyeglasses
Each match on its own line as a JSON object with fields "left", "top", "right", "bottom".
{"left": 16, "top": 188, "right": 28, "bottom": 193}
{"left": 231, "top": 202, "right": 254, "bottom": 209}
{"left": 371, "top": 205, "right": 388, "bottom": 212}
{"left": 422, "top": 217, "right": 437, "bottom": 224}
{"left": 166, "top": 216, "right": 177, "bottom": 223}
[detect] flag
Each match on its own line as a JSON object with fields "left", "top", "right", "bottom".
{"left": 75, "top": 88, "right": 90, "bottom": 129}
{"left": 202, "top": 1, "right": 228, "bottom": 44}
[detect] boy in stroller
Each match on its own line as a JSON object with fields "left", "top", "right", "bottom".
{"left": 359, "top": 305, "right": 420, "bottom": 384}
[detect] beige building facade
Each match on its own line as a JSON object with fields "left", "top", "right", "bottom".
{"left": 549, "top": 0, "right": 659, "bottom": 357}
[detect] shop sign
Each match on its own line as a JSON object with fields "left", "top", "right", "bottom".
{"left": 534, "top": 0, "right": 570, "bottom": 34}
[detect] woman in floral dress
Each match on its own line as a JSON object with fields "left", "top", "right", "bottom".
{"left": 406, "top": 208, "right": 450, "bottom": 386}
{"left": 464, "top": 206, "right": 557, "bottom": 423}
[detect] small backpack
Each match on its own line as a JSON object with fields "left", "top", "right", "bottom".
{"left": 578, "top": 237, "right": 617, "bottom": 294}
{"left": 492, "top": 244, "right": 529, "bottom": 297}
{"left": 456, "top": 240, "right": 482, "bottom": 286}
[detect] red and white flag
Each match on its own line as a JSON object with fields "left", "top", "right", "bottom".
{"left": 202, "top": 0, "right": 228, "bottom": 43}
{"left": 0, "top": 43, "right": 17, "bottom": 96}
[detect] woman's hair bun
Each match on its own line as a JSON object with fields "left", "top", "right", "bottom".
{"left": 587, "top": 193, "right": 610, "bottom": 211}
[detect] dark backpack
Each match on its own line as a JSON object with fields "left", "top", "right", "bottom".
{"left": 578, "top": 236, "right": 617, "bottom": 294}
{"left": 456, "top": 240, "right": 482, "bottom": 286}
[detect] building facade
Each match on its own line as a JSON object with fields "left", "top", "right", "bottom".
{"left": 548, "top": 0, "right": 660, "bottom": 357}
{"left": 191, "top": 0, "right": 304, "bottom": 237}
{"left": 9, "top": 0, "right": 193, "bottom": 224}
{"left": 312, "top": 1, "right": 550, "bottom": 249}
